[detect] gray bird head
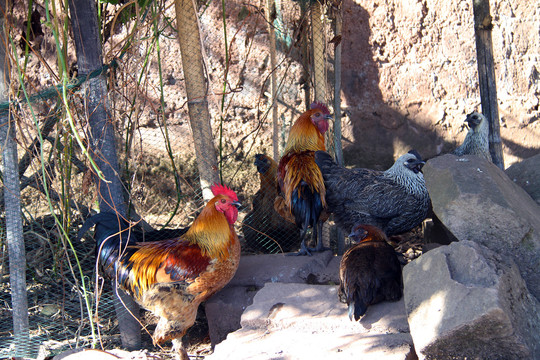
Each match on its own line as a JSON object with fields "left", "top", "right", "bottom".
{"left": 465, "top": 112, "right": 486, "bottom": 131}
{"left": 404, "top": 150, "right": 426, "bottom": 174}
{"left": 386, "top": 151, "right": 426, "bottom": 176}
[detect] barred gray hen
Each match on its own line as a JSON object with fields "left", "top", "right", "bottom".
{"left": 314, "top": 150, "right": 431, "bottom": 236}
{"left": 453, "top": 111, "right": 492, "bottom": 162}
{"left": 339, "top": 224, "right": 403, "bottom": 320}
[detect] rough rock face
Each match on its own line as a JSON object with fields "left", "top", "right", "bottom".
{"left": 116, "top": 0, "right": 538, "bottom": 177}
{"left": 341, "top": 0, "right": 539, "bottom": 168}
{"left": 227, "top": 250, "right": 335, "bottom": 288}
{"left": 422, "top": 154, "right": 540, "bottom": 300}
{"left": 207, "top": 283, "right": 414, "bottom": 360}
{"left": 204, "top": 286, "right": 257, "bottom": 347}
{"left": 205, "top": 251, "right": 339, "bottom": 346}
{"left": 403, "top": 241, "right": 540, "bottom": 360}
{"left": 505, "top": 153, "right": 540, "bottom": 205}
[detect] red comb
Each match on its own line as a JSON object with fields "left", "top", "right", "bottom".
{"left": 211, "top": 183, "right": 238, "bottom": 201}
{"left": 310, "top": 101, "right": 330, "bottom": 115}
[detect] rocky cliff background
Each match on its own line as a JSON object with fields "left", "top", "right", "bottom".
{"left": 339, "top": 0, "right": 539, "bottom": 168}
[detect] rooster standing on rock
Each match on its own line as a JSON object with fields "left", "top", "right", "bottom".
{"left": 315, "top": 150, "right": 431, "bottom": 237}
{"left": 79, "top": 184, "right": 241, "bottom": 360}
{"left": 276, "top": 102, "right": 332, "bottom": 256}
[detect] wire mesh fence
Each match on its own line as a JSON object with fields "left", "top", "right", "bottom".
{"left": 0, "top": 0, "right": 342, "bottom": 358}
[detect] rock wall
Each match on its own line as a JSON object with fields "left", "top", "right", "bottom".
{"left": 341, "top": 0, "right": 539, "bottom": 169}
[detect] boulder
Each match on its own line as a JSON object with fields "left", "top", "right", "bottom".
{"left": 314, "top": 255, "right": 341, "bottom": 285}
{"left": 205, "top": 251, "right": 339, "bottom": 348}
{"left": 403, "top": 241, "right": 540, "bottom": 360}
{"left": 422, "top": 154, "right": 540, "bottom": 300}
{"left": 207, "top": 283, "right": 414, "bottom": 360}
{"left": 505, "top": 153, "right": 540, "bottom": 205}
{"left": 228, "top": 250, "right": 334, "bottom": 288}
{"left": 205, "top": 286, "right": 257, "bottom": 347}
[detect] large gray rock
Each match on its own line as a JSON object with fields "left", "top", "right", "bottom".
{"left": 403, "top": 241, "right": 540, "bottom": 360}
{"left": 423, "top": 154, "right": 540, "bottom": 300}
{"left": 205, "top": 286, "right": 257, "bottom": 347}
{"left": 228, "top": 250, "right": 334, "bottom": 288}
{"left": 205, "top": 251, "right": 339, "bottom": 348}
{"left": 505, "top": 153, "right": 540, "bottom": 205}
{"left": 207, "top": 283, "right": 413, "bottom": 360}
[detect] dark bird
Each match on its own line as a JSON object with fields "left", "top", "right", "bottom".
{"left": 339, "top": 224, "right": 403, "bottom": 321}
{"left": 242, "top": 154, "right": 301, "bottom": 253}
{"left": 315, "top": 150, "right": 431, "bottom": 236}
{"left": 453, "top": 111, "right": 492, "bottom": 162}
{"left": 78, "top": 214, "right": 190, "bottom": 247}
{"left": 277, "top": 101, "right": 332, "bottom": 256}
{"left": 78, "top": 184, "right": 241, "bottom": 360}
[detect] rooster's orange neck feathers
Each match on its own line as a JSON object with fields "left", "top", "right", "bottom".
{"left": 184, "top": 196, "right": 237, "bottom": 260}
{"left": 284, "top": 110, "right": 326, "bottom": 154}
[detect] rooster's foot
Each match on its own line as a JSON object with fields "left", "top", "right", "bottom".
{"left": 286, "top": 242, "right": 312, "bottom": 256}
{"left": 172, "top": 338, "right": 189, "bottom": 360}
{"left": 308, "top": 245, "right": 331, "bottom": 253}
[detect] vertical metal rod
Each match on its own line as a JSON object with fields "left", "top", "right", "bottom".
{"left": 332, "top": 4, "right": 345, "bottom": 256}
{"left": 266, "top": 0, "right": 279, "bottom": 160}
{"left": 0, "top": 1, "right": 31, "bottom": 357}
{"left": 311, "top": 1, "right": 326, "bottom": 102}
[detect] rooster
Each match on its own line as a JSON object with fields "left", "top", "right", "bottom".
{"left": 339, "top": 224, "right": 403, "bottom": 321}
{"left": 242, "top": 154, "right": 301, "bottom": 253}
{"left": 277, "top": 102, "right": 332, "bottom": 256}
{"left": 453, "top": 111, "right": 492, "bottom": 162}
{"left": 315, "top": 150, "right": 431, "bottom": 236}
{"left": 78, "top": 184, "right": 241, "bottom": 360}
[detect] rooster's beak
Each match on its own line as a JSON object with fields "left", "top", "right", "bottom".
{"left": 232, "top": 201, "right": 241, "bottom": 209}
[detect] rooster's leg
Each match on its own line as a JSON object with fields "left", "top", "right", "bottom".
{"left": 308, "top": 222, "right": 330, "bottom": 253}
{"left": 172, "top": 338, "right": 189, "bottom": 360}
{"left": 287, "top": 226, "right": 312, "bottom": 256}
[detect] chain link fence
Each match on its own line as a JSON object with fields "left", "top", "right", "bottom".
{"left": 0, "top": 0, "right": 341, "bottom": 358}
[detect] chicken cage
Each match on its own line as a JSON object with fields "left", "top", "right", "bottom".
{"left": 4, "top": 0, "right": 535, "bottom": 357}
{"left": 1, "top": 0, "right": 343, "bottom": 358}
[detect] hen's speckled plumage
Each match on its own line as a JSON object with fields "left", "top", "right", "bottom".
{"left": 315, "top": 150, "right": 431, "bottom": 236}
{"left": 453, "top": 111, "right": 492, "bottom": 162}
{"left": 339, "top": 224, "right": 403, "bottom": 321}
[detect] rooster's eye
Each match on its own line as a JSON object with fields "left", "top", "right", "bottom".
{"left": 221, "top": 199, "right": 227, "bottom": 204}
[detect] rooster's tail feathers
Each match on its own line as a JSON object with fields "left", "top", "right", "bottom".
{"left": 349, "top": 290, "right": 368, "bottom": 321}
{"left": 291, "top": 183, "right": 324, "bottom": 230}
{"left": 78, "top": 212, "right": 136, "bottom": 280}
